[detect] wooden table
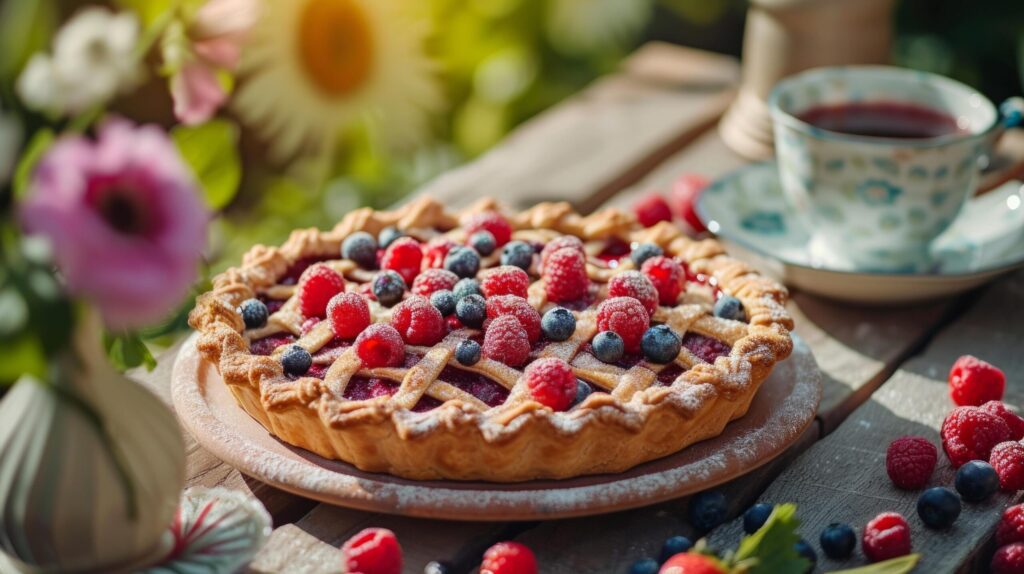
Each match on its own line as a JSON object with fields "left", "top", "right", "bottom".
{"left": 135, "top": 43, "right": 1024, "bottom": 573}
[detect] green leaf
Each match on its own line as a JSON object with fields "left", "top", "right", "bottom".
{"left": 734, "top": 503, "right": 809, "bottom": 574}
{"left": 13, "top": 128, "right": 54, "bottom": 201}
{"left": 104, "top": 333, "right": 157, "bottom": 372}
{"left": 829, "top": 554, "right": 921, "bottom": 574}
{"left": 172, "top": 119, "right": 242, "bottom": 210}
{"left": 0, "top": 333, "right": 47, "bottom": 385}
{"left": 0, "top": 0, "right": 57, "bottom": 81}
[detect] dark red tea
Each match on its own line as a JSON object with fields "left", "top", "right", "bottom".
{"left": 797, "top": 101, "right": 966, "bottom": 139}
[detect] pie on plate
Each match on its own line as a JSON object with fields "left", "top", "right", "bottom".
{"left": 189, "top": 197, "right": 793, "bottom": 481}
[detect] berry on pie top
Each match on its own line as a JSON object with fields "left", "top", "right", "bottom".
{"left": 377, "top": 226, "right": 403, "bottom": 249}
{"left": 543, "top": 246, "right": 589, "bottom": 303}
{"left": 327, "top": 292, "right": 371, "bottom": 340}
{"left": 481, "top": 265, "right": 530, "bottom": 299}
{"left": 342, "top": 231, "right": 378, "bottom": 269}
{"left": 642, "top": 325, "right": 682, "bottom": 364}
{"left": 485, "top": 295, "right": 542, "bottom": 343}
{"left": 391, "top": 295, "right": 446, "bottom": 346}
{"left": 455, "top": 339, "right": 481, "bottom": 366}
{"left": 607, "top": 270, "right": 659, "bottom": 317}
{"left": 281, "top": 345, "right": 313, "bottom": 376}
{"left": 540, "top": 307, "right": 576, "bottom": 342}
{"left": 423, "top": 236, "right": 458, "bottom": 269}
{"left": 885, "top": 435, "right": 937, "bottom": 489}
{"left": 630, "top": 242, "right": 663, "bottom": 267}
{"left": 381, "top": 237, "right": 422, "bottom": 285}
{"left": 949, "top": 355, "right": 1005, "bottom": 406}
{"left": 354, "top": 323, "right": 406, "bottom": 368}
{"left": 482, "top": 314, "right": 530, "bottom": 367}
{"left": 464, "top": 211, "right": 513, "bottom": 247}
{"left": 469, "top": 230, "right": 497, "bottom": 256}
{"left": 670, "top": 174, "right": 709, "bottom": 234}
{"left": 455, "top": 293, "right": 486, "bottom": 328}
{"left": 992, "top": 542, "right": 1024, "bottom": 574}
{"left": 500, "top": 240, "right": 534, "bottom": 271}
{"left": 297, "top": 264, "right": 346, "bottom": 318}
{"left": 713, "top": 295, "right": 745, "bottom": 321}
{"left": 411, "top": 268, "right": 459, "bottom": 297}
{"left": 941, "top": 405, "right": 1012, "bottom": 467}
{"left": 372, "top": 270, "right": 406, "bottom": 307}
{"left": 998, "top": 504, "right": 1024, "bottom": 546}
{"left": 237, "top": 298, "right": 269, "bottom": 329}
{"left": 571, "top": 379, "right": 592, "bottom": 408}
{"left": 444, "top": 246, "right": 481, "bottom": 278}
{"left": 641, "top": 256, "right": 685, "bottom": 306}
{"left": 480, "top": 541, "right": 537, "bottom": 574}
{"left": 991, "top": 441, "right": 1024, "bottom": 491}
{"left": 862, "top": 512, "right": 911, "bottom": 562}
{"left": 982, "top": 401, "right": 1024, "bottom": 441}
{"left": 452, "top": 277, "right": 483, "bottom": 301}
{"left": 429, "top": 289, "right": 457, "bottom": 316}
{"left": 523, "top": 357, "right": 577, "bottom": 411}
{"left": 342, "top": 527, "right": 402, "bottom": 574}
{"left": 592, "top": 330, "right": 625, "bottom": 363}
{"left": 539, "top": 235, "right": 584, "bottom": 271}
{"left": 633, "top": 193, "right": 673, "bottom": 228}
{"left": 596, "top": 296, "right": 649, "bottom": 353}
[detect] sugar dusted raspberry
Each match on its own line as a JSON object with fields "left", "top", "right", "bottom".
{"left": 633, "top": 193, "right": 673, "bottom": 227}
{"left": 941, "top": 406, "right": 1012, "bottom": 468}
{"left": 862, "top": 512, "right": 911, "bottom": 562}
{"left": 950, "top": 355, "right": 1006, "bottom": 406}
{"left": 342, "top": 527, "right": 402, "bottom": 574}
{"left": 670, "top": 173, "right": 709, "bottom": 233}
{"left": 596, "top": 297, "right": 650, "bottom": 353}
{"left": 297, "top": 264, "right": 345, "bottom": 318}
{"left": 991, "top": 441, "right": 1024, "bottom": 492}
{"left": 422, "top": 236, "right": 458, "bottom": 269}
{"left": 540, "top": 235, "right": 584, "bottom": 272}
{"left": 999, "top": 504, "right": 1024, "bottom": 546}
{"left": 480, "top": 541, "right": 537, "bottom": 574}
{"left": 608, "top": 270, "right": 659, "bottom": 316}
{"left": 992, "top": 543, "right": 1024, "bottom": 574}
{"left": 354, "top": 324, "right": 405, "bottom": 368}
{"left": 482, "top": 265, "right": 530, "bottom": 299}
{"left": 482, "top": 315, "right": 530, "bottom": 367}
{"left": 381, "top": 237, "right": 422, "bottom": 285}
{"left": 464, "top": 211, "right": 513, "bottom": 247}
{"left": 411, "top": 268, "right": 459, "bottom": 297}
{"left": 391, "top": 295, "right": 445, "bottom": 346}
{"left": 485, "top": 295, "right": 542, "bottom": 343}
{"left": 641, "top": 256, "right": 685, "bottom": 306}
{"left": 327, "top": 292, "right": 371, "bottom": 340}
{"left": 543, "top": 247, "right": 589, "bottom": 303}
{"left": 885, "top": 436, "right": 937, "bottom": 489}
{"left": 983, "top": 401, "right": 1024, "bottom": 441}
{"left": 523, "top": 357, "right": 577, "bottom": 411}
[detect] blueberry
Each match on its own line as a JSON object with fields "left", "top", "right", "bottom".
{"left": 592, "top": 331, "right": 624, "bottom": 363}
{"left": 917, "top": 486, "right": 961, "bottom": 529}
{"left": 631, "top": 243, "right": 663, "bottom": 267}
{"left": 237, "top": 298, "right": 269, "bottom": 329}
{"left": 795, "top": 539, "right": 817, "bottom": 571}
{"left": 430, "top": 289, "right": 457, "bottom": 316}
{"left": 541, "top": 307, "right": 576, "bottom": 341}
{"left": 452, "top": 278, "right": 483, "bottom": 301}
{"left": 378, "top": 226, "right": 403, "bottom": 249}
{"left": 819, "top": 522, "right": 856, "bottom": 560}
{"left": 641, "top": 325, "right": 682, "bottom": 364}
{"left": 571, "top": 379, "right": 593, "bottom": 408}
{"left": 955, "top": 460, "right": 1000, "bottom": 503}
{"left": 281, "top": 345, "right": 312, "bottom": 376}
{"left": 424, "top": 561, "right": 453, "bottom": 574}
{"left": 688, "top": 490, "right": 727, "bottom": 531}
{"left": 658, "top": 536, "right": 693, "bottom": 563}
{"left": 341, "top": 231, "right": 378, "bottom": 269}
{"left": 444, "top": 246, "right": 481, "bottom": 278}
{"left": 629, "top": 558, "right": 660, "bottom": 574}
{"left": 742, "top": 503, "right": 774, "bottom": 534}
{"left": 372, "top": 270, "right": 406, "bottom": 307}
{"left": 713, "top": 295, "right": 746, "bottom": 321}
{"left": 455, "top": 294, "right": 486, "bottom": 328}
{"left": 455, "top": 339, "right": 481, "bottom": 366}
{"left": 469, "top": 231, "right": 497, "bottom": 256}
{"left": 501, "top": 240, "right": 534, "bottom": 271}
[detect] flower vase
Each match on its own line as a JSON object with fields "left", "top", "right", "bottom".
{"left": 0, "top": 311, "right": 186, "bottom": 573}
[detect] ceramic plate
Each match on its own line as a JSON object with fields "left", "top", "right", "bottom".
{"left": 697, "top": 162, "right": 1024, "bottom": 304}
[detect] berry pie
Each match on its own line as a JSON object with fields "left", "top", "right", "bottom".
{"left": 189, "top": 197, "right": 793, "bottom": 481}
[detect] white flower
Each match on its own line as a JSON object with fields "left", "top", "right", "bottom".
{"left": 15, "top": 54, "right": 63, "bottom": 114}
{"left": 0, "top": 104, "right": 22, "bottom": 184}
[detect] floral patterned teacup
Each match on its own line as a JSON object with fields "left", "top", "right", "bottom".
{"left": 769, "top": 66, "right": 1002, "bottom": 272}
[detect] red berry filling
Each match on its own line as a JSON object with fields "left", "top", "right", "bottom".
{"left": 594, "top": 238, "right": 631, "bottom": 269}
{"left": 439, "top": 365, "right": 510, "bottom": 407}
{"left": 250, "top": 334, "right": 295, "bottom": 356}
{"left": 343, "top": 376, "right": 400, "bottom": 400}
{"left": 655, "top": 363, "right": 684, "bottom": 385}
{"left": 682, "top": 332, "right": 731, "bottom": 364}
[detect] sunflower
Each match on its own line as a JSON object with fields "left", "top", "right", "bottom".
{"left": 232, "top": 0, "right": 442, "bottom": 162}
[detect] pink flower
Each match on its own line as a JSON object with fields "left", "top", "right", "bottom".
{"left": 170, "top": 0, "right": 260, "bottom": 125}
{"left": 20, "top": 119, "right": 209, "bottom": 329}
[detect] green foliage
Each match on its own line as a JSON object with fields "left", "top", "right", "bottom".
{"left": 0, "top": 0, "right": 57, "bottom": 83}
{"left": 104, "top": 332, "right": 157, "bottom": 372}
{"left": 733, "top": 503, "right": 809, "bottom": 574}
{"left": 830, "top": 554, "right": 921, "bottom": 574}
{"left": 12, "top": 128, "right": 53, "bottom": 200}
{"left": 172, "top": 120, "right": 242, "bottom": 211}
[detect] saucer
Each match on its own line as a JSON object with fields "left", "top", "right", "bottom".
{"left": 696, "top": 162, "right": 1024, "bottom": 304}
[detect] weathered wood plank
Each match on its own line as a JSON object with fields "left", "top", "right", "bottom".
{"left": 707, "top": 270, "right": 1024, "bottom": 573}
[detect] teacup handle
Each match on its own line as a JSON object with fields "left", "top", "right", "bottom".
{"left": 977, "top": 97, "right": 1024, "bottom": 193}
{"left": 999, "top": 97, "right": 1024, "bottom": 130}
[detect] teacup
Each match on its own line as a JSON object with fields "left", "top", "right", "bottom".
{"left": 769, "top": 66, "right": 1001, "bottom": 272}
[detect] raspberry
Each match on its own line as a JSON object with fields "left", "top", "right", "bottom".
{"left": 658, "top": 553, "right": 726, "bottom": 574}
{"left": 991, "top": 441, "right": 1024, "bottom": 491}
{"left": 485, "top": 295, "right": 542, "bottom": 343}
{"left": 342, "top": 527, "right": 402, "bottom": 574}
{"left": 540, "top": 235, "right": 584, "bottom": 272}
{"left": 941, "top": 406, "right": 1012, "bottom": 467}
{"left": 411, "top": 268, "right": 459, "bottom": 297}
{"left": 998, "top": 504, "right": 1024, "bottom": 546}
{"left": 993, "top": 543, "right": 1024, "bottom": 574}
{"left": 480, "top": 541, "right": 537, "bottom": 574}
{"left": 670, "top": 174, "right": 709, "bottom": 233}
{"left": 391, "top": 295, "right": 445, "bottom": 346}
{"left": 327, "top": 292, "right": 371, "bottom": 340}
{"left": 633, "top": 193, "right": 673, "bottom": 227}
{"left": 464, "top": 211, "right": 513, "bottom": 247}
{"left": 354, "top": 324, "right": 405, "bottom": 368}
{"left": 381, "top": 237, "right": 422, "bottom": 285}
{"left": 641, "top": 256, "right": 685, "bottom": 306}
{"left": 523, "top": 357, "right": 577, "bottom": 411}
{"left": 543, "top": 247, "right": 589, "bottom": 303}
{"left": 481, "top": 265, "right": 530, "bottom": 299}
{"left": 297, "top": 264, "right": 346, "bottom": 318}
{"left": 482, "top": 315, "right": 530, "bottom": 366}
{"left": 596, "top": 297, "right": 650, "bottom": 353}
{"left": 949, "top": 355, "right": 1006, "bottom": 406}
{"left": 608, "top": 270, "right": 659, "bottom": 316}
{"left": 422, "top": 236, "right": 457, "bottom": 269}
{"left": 983, "top": 401, "right": 1024, "bottom": 441}
{"left": 861, "top": 512, "right": 911, "bottom": 562}
{"left": 885, "top": 436, "right": 938, "bottom": 489}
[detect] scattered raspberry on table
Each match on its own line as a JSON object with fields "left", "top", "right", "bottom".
{"left": 941, "top": 405, "right": 1012, "bottom": 468}
{"left": 885, "top": 436, "right": 937, "bottom": 489}
{"left": 341, "top": 527, "right": 402, "bottom": 574}
{"left": 949, "top": 354, "right": 1005, "bottom": 406}
{"left": 862, "top": 512, "right": 912, "bottom": 562}
{"left": 480, "top": 541, "right": 537, "bottom": 574}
